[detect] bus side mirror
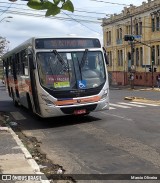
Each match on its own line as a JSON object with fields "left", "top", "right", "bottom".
{"left": 103, "top": 47, "right": 109, "bottom": 65}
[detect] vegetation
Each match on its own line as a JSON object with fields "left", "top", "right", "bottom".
{"left": 9, "top": 0, "right": 74, "bottom": 16}
{"left": 0, "top": 59, "right": 3, "bottom": 80}
{"left": 0, "top": 37, "right": 9, "bottom": 80}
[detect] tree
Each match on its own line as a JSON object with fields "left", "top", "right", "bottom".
{"left": 0, "top": 37, "right": 9, "bottom": 57}
{"left": 9, "top": 0, "right": 74, "bottom": 16}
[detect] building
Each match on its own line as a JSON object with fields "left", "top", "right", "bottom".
{"left": 102, "top": 0, "right": 160, "bottom": 87}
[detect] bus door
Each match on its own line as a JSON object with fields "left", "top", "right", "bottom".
{"left": 19, "top": 49, "right": 30, "bottom": 107}
{"left": 3, "top": 59, "right": 11, "bottom": 96}
{"left": 12, "top": 55, "right": 19, "bottom": 99}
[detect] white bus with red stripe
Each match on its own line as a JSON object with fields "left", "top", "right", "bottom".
{"left": 2, "top": 37, "right": 109, "bottom": 117}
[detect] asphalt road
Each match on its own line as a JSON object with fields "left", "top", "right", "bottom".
{"left": 1, "top": 82, "right": 160, "bottom": 183}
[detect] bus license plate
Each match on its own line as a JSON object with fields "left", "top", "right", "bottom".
{"left": 74, "top": 109, "right": 86, "bottom": 115}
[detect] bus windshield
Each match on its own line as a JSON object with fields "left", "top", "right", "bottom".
{"left": 37, "top": 51, "right": 106, "bottom": 90}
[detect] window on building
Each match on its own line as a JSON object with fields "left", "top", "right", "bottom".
{"left": 126, "top": 26, "right": 128, "bottom": 35}
{"left": 140, "top": 47, "right": 143, "bottom": 66}
{"left": 139, "top": 22, "right": 142, "bottom": 35}
{"left": 120, "top": 50, "right": 123, "bottom": 66}
{"left": 117, "top": 50, "right": 120, "bottom": 66}
{"left": 156, "top": 16, "right": 160, "bottom": 31}
{"left": 135, "top": 23, "right": 138, "bottom": 35}
{"left": 107, "top": 51, "right": 112, "bottom": 66}
{"left": 116, "top": 27, "right": 122, "bottom": 44}
{"left": 117, "top": 29, "right": 119, "bottom": 39}
{"left": 152, "top": 17, "right": 155, "bottom": 32}
{"left": 136, "top": 48, "right": 139, "bottom": 66}
{"left": 117, "top": 50, "right": 123, "bottom": 66}
{"left": 129, "top": 25, "right": 131, "bottom": 34}
{"left": 106, "top": 31, "right": 111, "bottom": 45}
{"left": 151, "top": 46, "right": 155, "bottom": 63}
{"left": 110, "top": 51, "right": 112, "bottom": 66}
{"left": 119, "top": 28, "right": 122, "bottom": 39}
{"left": 156, "top": 45, "right": 160, "bottom": 65}
{"left": 109, "top": 31, "right": 111, "bottom": 43}
{"left": 126, "top": 25, "right": 131, "bottom": 35}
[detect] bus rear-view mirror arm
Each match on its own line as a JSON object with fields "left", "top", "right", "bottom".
{"left": 103, "top": 47, "right": 109, "bottom": 65}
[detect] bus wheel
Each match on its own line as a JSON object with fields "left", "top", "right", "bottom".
{"left": 11, "top": 89, "right": 19, "bottom": 107}
{"left": 27, "top": 95, "right": 33, "bottom": 113}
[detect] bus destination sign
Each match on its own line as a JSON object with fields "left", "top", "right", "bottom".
{"left": 35, "top": 38, "right": 101, "bottom": 49}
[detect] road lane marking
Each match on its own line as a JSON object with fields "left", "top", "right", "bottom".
{"left": 130, "top": 102, "right": 159, "bottom": 106}
{"left": 109, "top": 107, "right": 116, "bottom": 110}
{"left": 10, "top": 112, "right": 26, "bottom": 120}
{"left": 101, "top": 111, "right": 133, "bottom": 121}
{"left": 118, "top": 102, "right": 146, "bottom": 107}
{"left": 110, "top": 103, "right": 131, "bottom": 108}
{"left": 77, "top": 123, "right": 160, "bottom": 168}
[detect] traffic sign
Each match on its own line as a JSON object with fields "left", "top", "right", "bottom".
{"left": 133, "top": 35, "right": 142, "bottom": 39}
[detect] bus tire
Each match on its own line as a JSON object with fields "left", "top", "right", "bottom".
{"left": 11, "top": 89, "right": 19, "bottom": 107}
{"left": 27, "top": 95, "right": 33, "bottom": 114}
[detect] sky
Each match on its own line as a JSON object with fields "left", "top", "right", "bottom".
{"left": 0, "top": 0, "right": 146, "bottom": 50}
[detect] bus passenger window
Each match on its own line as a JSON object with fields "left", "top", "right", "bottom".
{"left": 20, "top": 50, "right": 28, "bottom": 75}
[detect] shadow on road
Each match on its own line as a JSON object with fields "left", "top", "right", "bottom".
{"left": 8, "top": 105, "right": 101, "bottom": 131}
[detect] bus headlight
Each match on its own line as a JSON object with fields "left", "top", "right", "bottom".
{"left": 101, "top": 89, "right": 108, "bottom": 101}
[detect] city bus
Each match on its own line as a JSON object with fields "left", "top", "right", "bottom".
{"left": 2, "top": 37, "right": 109, "bottom": 118}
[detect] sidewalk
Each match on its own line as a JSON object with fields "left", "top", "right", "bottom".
{"left": 0, "top": 112, "right": 49, "bottom": 183}
{"left": 110, "top": 84, "right": 160, "bottom": 91}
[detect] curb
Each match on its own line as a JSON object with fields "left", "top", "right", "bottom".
{"left": 2, "top": 115, "right": 50, "bottom": 183}
{"left": 124, "top": 96, "right": 146, "bottom": 101}
{"left": 124, "top": 96, "right": 160, "bottom": 105}
{"left": 8, "top": 127, "right": 50, "bottom": 183}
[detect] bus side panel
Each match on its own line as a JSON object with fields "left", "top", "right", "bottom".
{"left": 4, "top": 59, "right": 11, "bottom": 97}
{"left": 29, "top": 53, "right": 41, "bottom": 115}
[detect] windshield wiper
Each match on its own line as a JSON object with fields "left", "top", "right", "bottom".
{"left": 52, "top": 50, "right": 68, "bottom": 71}
{"left": 80, "top": 49, "right": 88, "bottom": 68}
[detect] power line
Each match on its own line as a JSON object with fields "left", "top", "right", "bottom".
{"left": 62, "top": 11, "right": 101, "bottom": 34}
{"left": 0, "top": 8, "right": 102, "bottom": 35}
{"left": 74, "top": 9, "right": 108, "bottom": 15}
{"left": 0, "top": 4, "right": 104, "bottom": 20}
{"left": 0, "top": 2, "right": 12, "bottom": 16}
{"left": 90, "top": 0, "right": 129, "bottom": 6}
{"left": 0, "top": 9, "right": 101, "bottom": 24}
{"left": 0, "top": 1, "right": 108, "bottom": 15}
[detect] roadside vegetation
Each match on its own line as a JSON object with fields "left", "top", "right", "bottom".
{"left": 0, "top": 59, "right": 3, "bottom": 80}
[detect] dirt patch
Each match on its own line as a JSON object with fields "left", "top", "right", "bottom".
{"left": 0, "top": 112, "right": 8, "bottom": 126}
{"left": 0, "top": 112, "right": 76, "bottom": 183}
{"left": 14, "top": 129, "right": 76, "bottom": 183}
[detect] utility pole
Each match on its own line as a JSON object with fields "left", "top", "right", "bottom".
{"left": 130, "top": 16, "right": 134, "bottom": 66}
{"left": 151, "top": 47, "right": 154, "bottom": 89}
{"left": 130, "top": 15, "right": 134, "bottom": 89}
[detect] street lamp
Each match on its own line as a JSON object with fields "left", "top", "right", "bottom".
{"left": 0, "top": 16, "right": 13, "bottom": 23}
